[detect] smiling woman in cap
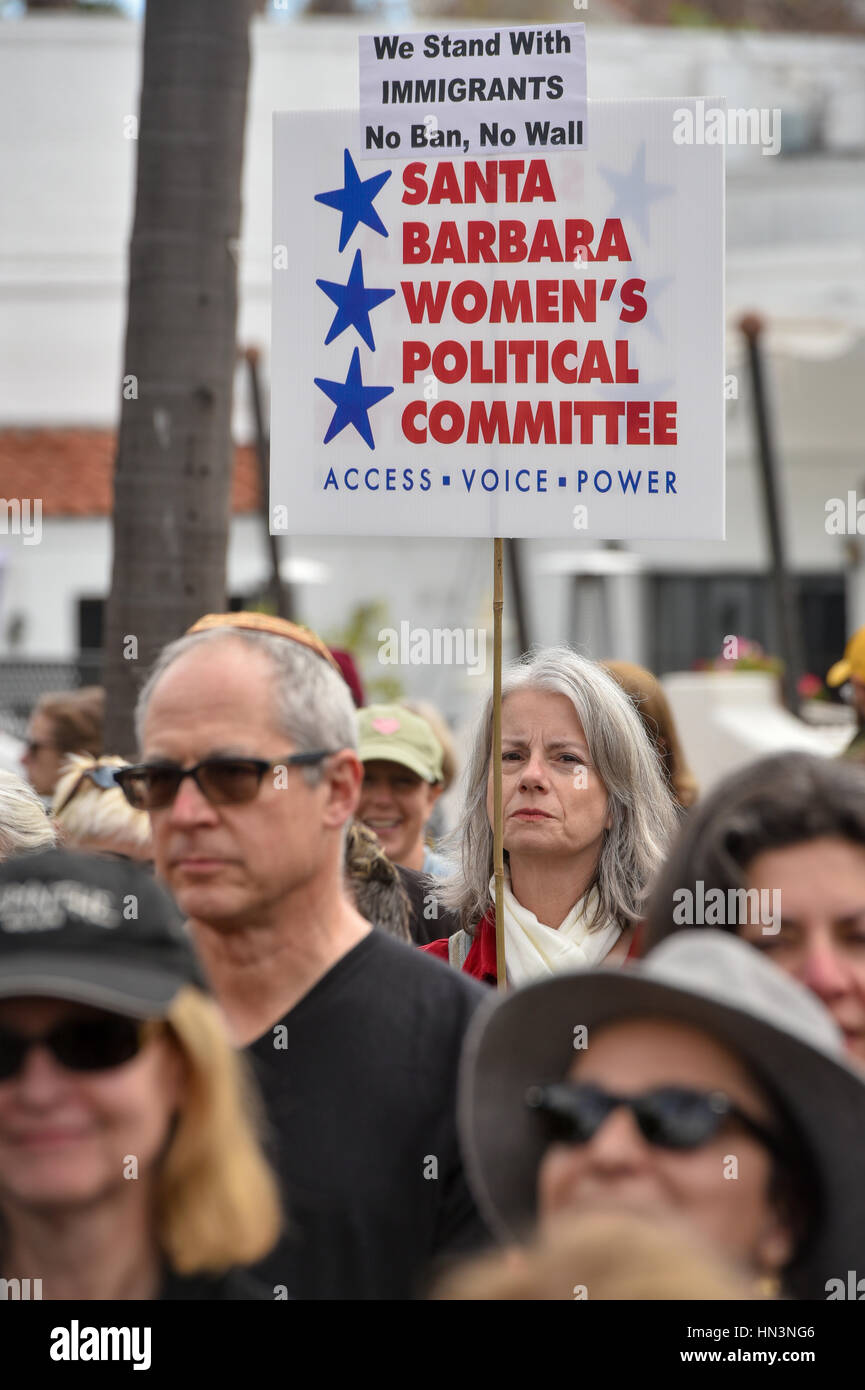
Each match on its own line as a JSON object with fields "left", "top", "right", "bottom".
{"left": 357, "top": 703, "right": 450, "bottom": 876}
{"left": 457, "top": 929, "right": 865, "bottom": 1299}
{"left": 0, "top": 849, "right": 281, "bottom": 1300}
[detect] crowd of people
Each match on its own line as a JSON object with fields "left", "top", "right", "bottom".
{"left": 1, "top": 609, "right": 865, "bottom": 1301}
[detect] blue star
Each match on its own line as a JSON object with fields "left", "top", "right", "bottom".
{"left": 599, "top": 143, "right": 673, "bottom": 243}
{"left": 314, "top": 347, "right": 393, "bottom": 451}
{"left": 316, "top": 250, "right": 395, "bottom": 351}
{"left": 315, "top": 150, "right": 391, "bottom": 253}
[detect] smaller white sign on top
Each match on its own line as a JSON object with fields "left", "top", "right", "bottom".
{"left": 358, "top": 23, "right": 587, "bottom": 161}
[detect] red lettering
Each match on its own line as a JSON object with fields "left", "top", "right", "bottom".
{"left": 428, "top": 162, "right": 463, "bottom": 205}
{"left": 619, "top": 278, "right": 646, "bottom": 324}
{"left": 431, "top": 341, "right": 467, "bottom": 385}
{"left": 577, "top": 340, "right": 613, "bottom": 385}
{"left": 528, "top": 220, "right": 563, "bottom": 263}
{"left": 402, "top": 402, "right": 427, "bottom": 442}
{"left": 654, "top": 401, "right": 678, "bottom": 444}
{"left": 403, "top": 223, "right": 430, "bottom": 264}
{"left": 465, "top": 223, "right": 497, "bottom": 263}
{"left": 596, "top": 218, "right": 631, "bottom": 262}
{"left": 402, "top": 341, "right": 430, "bottom": 383}
{"left": 498, "top": 160, "right": 525, "bottom": 202}
{"left": 615, "top": 340, "right": 639, "bottom": 383}
{"left": 535, "top": 281, "right": 559, "bottom": 322}
{"left": 431, "top": 222, "right": 466, "bottom": 265}
{"left": 551, "top": 341, "right": 579, "bottom": 384}
{"left": 626, "top": 400, "right": 651, "bottom": 444}
{"left": 467, "top": 401, "right": 511, "bottom": 444}
{"left": 489, "top": 281, "right": 533, "bottom": 323}
{"left": 451, "top": 281, "right": 487, "bottom": 324}
{"left": 521, "top": 161, "right": 556, "bottom": 203}
{"left": 500, "top": 222, "right": 527, "bottom": 263}
{"left": 401, "top": 162, "right": 427, "bottom": 206}
{"left": 512, "top": 401, "right": 555, "bottom": 443}
{"left": 429, "top": 401, "right": 464, "bottom": 444}
{"left": 401, "top": 281, "right": 450, "bottom": 324}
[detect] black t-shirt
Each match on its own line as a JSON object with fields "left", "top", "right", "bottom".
{"left": 246, "top": 930, "right": 489, "bottom": 1300}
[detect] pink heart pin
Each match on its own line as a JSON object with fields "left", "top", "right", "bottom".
{"left": 372, "top": 717, "right": 400, "bottom": 735}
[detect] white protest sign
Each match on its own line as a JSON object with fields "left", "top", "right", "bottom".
{"left": 271, "top": 98, "right": 724, "bottom": 540}
{"left": 358, "top": 24, "right": 587, "bottom": 160}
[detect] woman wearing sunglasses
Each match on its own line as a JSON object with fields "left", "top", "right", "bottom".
{"left": 0, "top": 848, "right": 281, "bottom": 1299}
{"left": 457, "top": 930, "right": 865, "bottom": 1299}
{"left": 52, "top": 754, "right": 153, "bottom": 869}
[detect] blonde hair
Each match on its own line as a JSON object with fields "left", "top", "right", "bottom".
{"left": 52, "top": 755, "right": 151, "bottom": 852}
{"left": 0, "top": 769, "right": 56, "bottom": 860}
{"left": 602, "top": 660, "right": 699, "bottom": 810}
{"left": 156, "top": 986, "right": 282, "bottom": 1275}
{"left": 433, "top": 1209, "right": 762, "bottom": 1301}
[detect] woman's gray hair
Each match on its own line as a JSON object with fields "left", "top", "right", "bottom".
{"left": 0, "top": 770, "right": 56, "bottom": 861}
{"left": 438, "top": 645, "right": 680, "bottom": 933}
{"left": 135, "top": 627, "right": 358, "bottom": 775}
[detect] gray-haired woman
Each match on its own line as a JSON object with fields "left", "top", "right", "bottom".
{"left": 423, "top": 647, "right": 679, "bottom": 986}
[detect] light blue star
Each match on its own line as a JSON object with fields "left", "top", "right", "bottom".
{"left": 599, "top": 144, "right": 674, "bottom": 244}
{"left": 316, "top": 250, "right": 395, "bottom": 350}
{"left": 315, "top": 150, "right": 391, "bottom": 254}
{"left": 314, "top": 347, "right": 393, "bottom": 451}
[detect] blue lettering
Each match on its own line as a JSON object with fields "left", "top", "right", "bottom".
{"left": 515, "top": 470, "right": 529, "bottom": 492}
{"left": 595, "top": 470, "right": 612, "bottom": 493}
{"left": 618, "top": 469, "right": 641, "bottom": 494}
{"left": 576, "top": 469, "right": 588, "bottom": 492}
{"left": 324, "top": 468, "right": 339, "bottom": 491}
{"left": 666, "top": 471, "right": 677, "bottom": 493}
{"left": 648, "top": 471, "right": 659, "bottom": 493}
{"left": 481, "top": 469, "right": 498, "bottom": 492}
{"left": 462, "top": 469, "right": 476, "bottom": 492}
{"left": 345, "top": 468, "right": 359, "bottom": 491}
{"left": 537, "top": 469, "right": 547, "bottom": 492}
{"left": 420, "top": 468, "right": 431, "bottom": 491}
{"left": 365, "top": 468, "right": 380, "bottom": 490}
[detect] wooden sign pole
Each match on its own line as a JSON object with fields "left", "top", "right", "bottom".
{"left": 493, "top": 537, "right": 507, "bottom": 991}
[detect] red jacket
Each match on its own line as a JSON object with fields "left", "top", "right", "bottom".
{"left": 422, "top": 909, "right": 644, "bottom": 986}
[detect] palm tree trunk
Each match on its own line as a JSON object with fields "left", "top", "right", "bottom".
{"left": 103, "top": 0, "right": 254, "bottom": 755}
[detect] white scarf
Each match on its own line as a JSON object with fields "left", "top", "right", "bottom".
{"left": 490, "top": 873, "right": 621, "bottom": 988}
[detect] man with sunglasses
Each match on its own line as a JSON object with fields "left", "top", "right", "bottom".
{"left": 126, "top": 612, "right": 488, "bottom": 1300}
{"left": 457, "top": 928, "right": 865, "bottom": 1299}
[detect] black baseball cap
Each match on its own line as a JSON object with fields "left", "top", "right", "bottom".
{"left": 0, "top": 849, "right": 207, "bottom": 1018}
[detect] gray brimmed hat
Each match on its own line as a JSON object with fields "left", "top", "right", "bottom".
{"left": 0, "top": 848, "right": 206, "bottom": 1018}
{"left": 458, "top": 929, "right": 865, "bottom": 1300}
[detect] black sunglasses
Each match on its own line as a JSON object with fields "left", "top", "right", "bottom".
{"left": 0, "top": 1016, "right": 153, "bottom": 1083}
{"left": 114, "top": 751, "right": 334, "bottom": 811}
{"left": 53, "top": 765, "right": 120, "bottom": 816}
{"left": 526, "top": 1082, "right": 781, "bottom": 1154}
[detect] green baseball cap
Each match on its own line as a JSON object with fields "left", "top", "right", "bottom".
{"left": 357, "top": 704, "right": 444, "bottom": 784}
